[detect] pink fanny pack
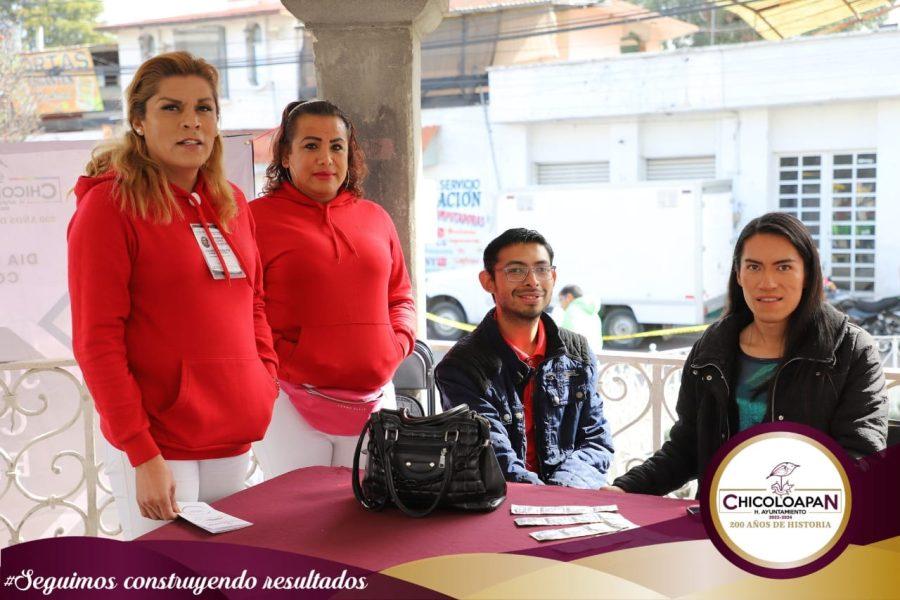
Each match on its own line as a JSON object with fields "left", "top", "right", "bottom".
{"left": 280, "top": 380, "right": 383, "bottom": 436}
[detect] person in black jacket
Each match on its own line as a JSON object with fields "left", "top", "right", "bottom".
{"left": 610, "top": 212, "right": 888, "bottom": 496}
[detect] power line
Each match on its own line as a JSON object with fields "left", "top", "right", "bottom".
{"left": 16, "top": 0, "right": 893, "bottom": 78}
{"left": 21, "top": 34, "right": 897, "bottom": 81}
{"left": 21, "top": 0, "right": 733, "bottom": 76}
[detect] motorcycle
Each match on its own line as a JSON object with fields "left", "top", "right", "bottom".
{"left": 830, "top": 294, "right": 900, "bottom": 337}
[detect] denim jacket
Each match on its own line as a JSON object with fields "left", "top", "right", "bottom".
{"left": 436, "top": 310, "right": 614, "bottom": 488}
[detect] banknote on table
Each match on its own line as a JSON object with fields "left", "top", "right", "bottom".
{"left": 529, "top": 522, "right": 620, "bottom": 542}
{"left": 177, "top": 502, "right": 252, "bottom": 534}
{"left": 515, "top": 512, "right": 611, "bottom": 527}
{"left": 509, "top": 504, "right": 619, "bottom": 515}
{"left": 520, "top": 512, "right": 640, "bottom": 531}
{"left": 601, "top": 512, "right": 639, "bottom": 532}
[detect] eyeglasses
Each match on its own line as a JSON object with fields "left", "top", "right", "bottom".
{"left": 497, "top": 265, "right": 556, "bottom": 283}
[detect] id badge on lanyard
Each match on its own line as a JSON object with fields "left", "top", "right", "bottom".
{"left": 190, "top": 223, "right": 246, "bottom": 280}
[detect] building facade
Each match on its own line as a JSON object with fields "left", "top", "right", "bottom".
{"left": 424, "top": 30, "right": 900, "bottom": 297}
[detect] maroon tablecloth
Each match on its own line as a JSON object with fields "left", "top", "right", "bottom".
{"left": 140, "top": 466, "right": 697, "bottom": 571}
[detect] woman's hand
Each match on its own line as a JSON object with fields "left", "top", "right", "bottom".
{"left": 603, "top": 485, "right": 627, "bottom": 493}
{"left": 135, "top": 455, "right": 179, "bottom": 520}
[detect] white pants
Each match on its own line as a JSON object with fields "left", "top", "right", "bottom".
{"left": 100, "top": 436, "right": 250, "bottom": 540}
{"left": 252, "top": 384, "right": 395, "bottom": 480}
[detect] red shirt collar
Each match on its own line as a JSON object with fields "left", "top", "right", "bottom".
{"left": 500, "top": 317, "right": 547, "bottom": 363}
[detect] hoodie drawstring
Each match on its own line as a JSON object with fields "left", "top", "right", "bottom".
{"left": 323, "top": 202, "right": 358, "bottom": 263}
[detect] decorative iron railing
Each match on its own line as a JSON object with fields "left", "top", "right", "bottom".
{"left": 0, "top": 359, "right": 118, "bottom": 547}
{"left": 874, "top": 336, "right": 900, "bottom": 369}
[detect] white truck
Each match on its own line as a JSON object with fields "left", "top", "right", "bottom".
{"left": 425, "top": 181, "right": 735, "bottom": 348}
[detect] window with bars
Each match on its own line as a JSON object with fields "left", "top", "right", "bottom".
{"left": 174, "top": 27, "right": 229, "bottom": 98}
{"left": 777, "top": 155, "right": 823, "bottom": 242}
{"left": 777, "top": 152, "right": 876, "bottom": 294}
{"left": 138, "top": 34, "right": 155, "bottom": 61}
{"left": 245, "top": 24, "right": 262, "bottom": 86}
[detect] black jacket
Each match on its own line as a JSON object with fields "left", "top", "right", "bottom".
{"left": 436, "top": 311, "right": 614, "bottom": 488}
{"left": 613, "top": 303, "right": 888, "bottom": 496}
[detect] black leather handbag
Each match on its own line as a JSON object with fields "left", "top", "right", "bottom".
{"left": 352, "top": 404, "right": 507, "bottom": 517}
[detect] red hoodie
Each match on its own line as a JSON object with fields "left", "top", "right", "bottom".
{"left": 251, "top": 182, "right": 416, "bottom": 391}
{"left": 68, "top": 172, "right": 279, "bottom": 467}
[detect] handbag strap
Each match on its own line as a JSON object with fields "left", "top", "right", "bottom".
{"left": 382, "top": 439, "right": 457, "bottom": 518}
{"left": 379, "top": 403, "right": 469, "bottom": 428}
{"left": 352, "top": 418, "right": 388, "bottom": 511}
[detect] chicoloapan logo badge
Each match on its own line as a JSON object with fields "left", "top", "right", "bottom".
{"left": 704, "top": 428, "right": 852, "bottom": 576}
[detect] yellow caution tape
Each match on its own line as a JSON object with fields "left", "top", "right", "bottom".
{"left": 602, "top": 324, "right": 709, "bottom": 341}
{"left": 426, "top": 312, "right": 477, "bottom": 332}
{"left": 426, "top": 312, "right": 709, "bottom": 340}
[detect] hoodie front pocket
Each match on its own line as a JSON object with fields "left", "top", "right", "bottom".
{"left": 157, "top": 357, "right": 276, "bottom": 451}
{"left": 391, "top": 329, "right": 406, "bottom": 361}
{"left": 285, "top": 323, "right": 405, "bottom": 390}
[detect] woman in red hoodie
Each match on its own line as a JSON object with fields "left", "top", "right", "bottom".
{"left": 251, "top": 100, "right": 416, "bottom": 475}
{"left": 68, "top": 52, "right": 279, "bottom": 538}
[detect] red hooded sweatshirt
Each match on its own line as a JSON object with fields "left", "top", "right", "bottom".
{"left": 251, "top": 183, "right": 416, "bottom": 392}
{"left": 68, "top": 172, "right": 279, "bottom": 467}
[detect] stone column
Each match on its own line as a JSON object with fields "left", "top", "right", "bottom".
{"left": 282, "top": 0, "right": 448, "bottom": 328}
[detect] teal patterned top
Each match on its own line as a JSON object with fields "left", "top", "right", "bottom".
{"left": 735, "top": 352, "right": 779, "bottom": 431}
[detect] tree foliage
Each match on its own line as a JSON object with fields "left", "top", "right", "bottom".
{"left": 0, "top": 27, "right": 39, "bottom": 141}
{"left": 1, "top": 0, "right": 110, "bottom": 49}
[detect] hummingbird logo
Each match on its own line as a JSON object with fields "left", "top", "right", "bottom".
{"left": 767, "top": 462, "right": 799, "bottom": 495}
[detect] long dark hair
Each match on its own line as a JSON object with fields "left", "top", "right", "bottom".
{"left": 263, "top": 99, "right": 367, "bottom": 197}
{"left": 725, "top": 212, "right": 829, "bottom": 357}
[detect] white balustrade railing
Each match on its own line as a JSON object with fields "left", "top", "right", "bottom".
{"left": 2, "top": 355, "right": 898, "bottom": 549}
{"left": 0, "top": 359, "right": 119, "bottom": 547}
{"left": 874, "top": 336, "right": 900, "bottom": 369}
{"left": 595, "top": 350, "right": 686, "bottom": 482}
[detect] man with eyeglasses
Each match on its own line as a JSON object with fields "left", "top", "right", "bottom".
{"left": 435, "top": 228, "right": 614, "bottom": 488}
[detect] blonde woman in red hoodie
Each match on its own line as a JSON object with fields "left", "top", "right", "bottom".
{"left": 68, "top": 52, "right": 279, "bottom": 538}
{"left": 251, "top": 100, "right": 416, "bottom": 476}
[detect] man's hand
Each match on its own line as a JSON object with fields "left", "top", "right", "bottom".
{"left": 135, "top": 455, "right": 179, "bottom": 520}
{"left": 603, "top": 485, "right": 626, "bottom": 493}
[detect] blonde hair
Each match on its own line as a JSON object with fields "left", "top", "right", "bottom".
{"left": 85, "top": 51, "right": 236, "bottom": 226}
